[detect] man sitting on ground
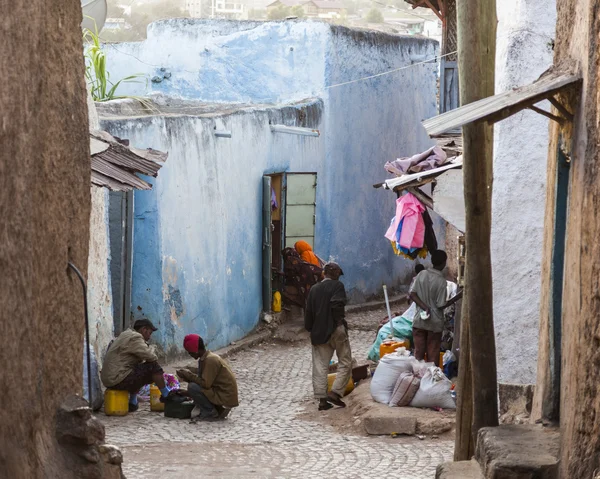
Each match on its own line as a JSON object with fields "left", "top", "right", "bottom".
{"left": 305, "top": 262, "right": 352, "bottom": 411}
{"left": 101, "top": 319, "right": 175, "bottom": 412}
{"left": 176, "top": 334, "right": 239, "bottom": 421}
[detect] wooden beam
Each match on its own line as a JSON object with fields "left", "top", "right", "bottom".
{"left": 548, "top": 95, "right": 574, "bottom": 121}
{"left": 528, "top": 105, "right": 566, "bottom": 124}
{"left": 423, "top": 0, "right": 443, "bottom": 19}
{"left": 456, "top": 0, "right": 499, "bottom": 456}
{"left": 406, "top": 186, "right": 434, "bottom": 209}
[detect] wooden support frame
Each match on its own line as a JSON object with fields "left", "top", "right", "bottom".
{"left": 528, "top": 105, "right": 566, "bottom": 124}
{"left": 548, "top": 96, "right": 574, "bottom": 121}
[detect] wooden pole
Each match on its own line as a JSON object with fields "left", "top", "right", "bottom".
{"left": 456, "top": 0, "right": 499, "bottom": 454}
{"left": 454, "top": 295, "right": 474, "bottom": 460}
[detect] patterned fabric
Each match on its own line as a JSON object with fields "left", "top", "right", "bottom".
{"left": 282, "top": 248, "right": 322, "bottom": 307}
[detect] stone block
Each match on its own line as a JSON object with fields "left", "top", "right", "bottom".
{"left": 436, "top": 460, "right": 483, "bottom": 479}
{"left": 363, "top": 411, "right": 417, "bottom": 435}
{"left": 476, "top": 424, "right": 560, "bottom": 479}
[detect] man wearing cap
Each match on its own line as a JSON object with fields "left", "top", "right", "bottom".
{"left": 176, "top": 334, "right": 239, "bottom": 421}
{"left": 305, "top": 262, "right": 352, "bottom": 410}
{"left": 101, "top": 319, "right": 173, "bottom": 412}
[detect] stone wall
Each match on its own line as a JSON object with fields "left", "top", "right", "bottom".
{"left": 0, "top": 0, "right": 92, "bottom": 476}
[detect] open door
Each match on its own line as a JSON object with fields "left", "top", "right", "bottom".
{"left": 262, "top": 176, "right": 273, "bottom": 312}
{"left": 284, "top": 173, "right": 317, "bottom": 248}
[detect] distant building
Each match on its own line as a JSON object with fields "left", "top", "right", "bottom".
{"left": 104, "top": 17, "right": 128, "bottom": 30}
{"left": 302, "top": 0, "right": 346, "bottom": 17}
{"left": 214, "top": 0, "right": 247, "bottom": 18}
{"left": 266, "top": 0, "right": 345, "bottom": 17}
{"left": 186, "top": 0, "right": 203, "bottom": 17}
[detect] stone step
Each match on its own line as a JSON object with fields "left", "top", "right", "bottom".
{"left": 436, "top": 459, "right": 483, "bottom": 479}
{"left": 475, "top": 424, "right": 560, "bottom": 479}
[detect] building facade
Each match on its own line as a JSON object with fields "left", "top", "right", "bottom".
{"left": 99, "top": 19, "right": 442, "bottom": 357}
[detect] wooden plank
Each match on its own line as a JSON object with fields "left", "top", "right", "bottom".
{"left": 406, "top": 187, "right": 433, "bottom": 209}
{"left": 528, "top": 105, "right": 565, "bottom": 124}
{"left": 423, "top": 0, "right": 443, "bottom": 19}
{"left": 548, "top": 95, "right": 574, "bottom": 121}
{"left": 423, "top": 72, "right": 581, "bottom": 136}
{"left": 455, "top": 0, "right": 498, "bottom": 457}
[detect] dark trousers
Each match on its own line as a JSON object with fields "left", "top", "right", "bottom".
{"left": 413, "top": 327, "right": 442, "bottom": 366}
{"left": 187, "top": 383, "right": 218, "bottom": 418}
{"left": 112, "top": 361, "right": 163, "bottom": 394}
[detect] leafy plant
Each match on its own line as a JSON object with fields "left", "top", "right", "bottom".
{"left": 365, "top": 7, "right": 384, "bottom": 23}
{"left": 83, "top": 26, "right": 147, "bottom": 102}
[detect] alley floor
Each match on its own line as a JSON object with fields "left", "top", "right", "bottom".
{"left": 100, "top": 308, "right": 453, "bottom": 478}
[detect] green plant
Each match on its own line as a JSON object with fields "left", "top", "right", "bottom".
{"left": 365, "top": 7, "right": 384, "bottom": 23}
{"left": 83, "top": 26, "right": 147, "bottom": 102}
{"left": 267, "top": 5, "right": 291, "bottom": 19}
{"left": 290, "top": 5, "right": 306, "bottom": 17}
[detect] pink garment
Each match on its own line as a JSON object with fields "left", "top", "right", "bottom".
{"left": 384, "top": 193, "right": 426, "bottom": 249}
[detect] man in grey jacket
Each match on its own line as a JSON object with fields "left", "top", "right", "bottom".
{"left": 305, "top": 262, "right": 352, "bottom": 411}
{"left": 101, "top": 319, "right": 174, "bottom": 412}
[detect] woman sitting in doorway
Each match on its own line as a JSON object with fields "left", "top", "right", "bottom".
{"left": 282, "top": 247, "right": 323, "bottom": 307}
{"left": 294, "top": 240, "right": 323, "bottom": 267}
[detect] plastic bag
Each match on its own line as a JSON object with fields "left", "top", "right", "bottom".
{"left": 410, "top": 366, "right": 456, "bottom": 409}
{"left": 83, "top": 338, "right": 103, "bottom": 411}
{"left": 442, "top": 350, "right": 456, "bottom": 366}
{"left": 370, "top": 354, "right": 416, "bottom": 404}
{"left": 389, "top": 372, "right": 421, "bottom": 407}
{"left": 367, "top": 305, "right": 416, "bottom": 361}
{"left": 411, "top": 360, "right": 435, "bottom": 378}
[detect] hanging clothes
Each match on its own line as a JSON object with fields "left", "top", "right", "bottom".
{"left": 385, "top": 145, "right": 448, "bottom": 177}
{"left": 385, "top": 193, "right": 426, "bottom": 250}
{"left": 271, "top": 187, "right": 278, "bottom": 211}
{"left": 422, "top": 208, "right": 438, "bottom": 252}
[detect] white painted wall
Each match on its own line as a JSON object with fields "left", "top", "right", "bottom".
{"left": 492, "top": 0, "right": 556, "bottom": 384}
{"left": 87, "top": 88, "right": 114, "bottom": 363}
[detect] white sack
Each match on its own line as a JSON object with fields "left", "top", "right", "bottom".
{"left": 370, "top": 354, "right": 415, "bottom": 404}
{"left": 410, "top": 366, "right": 456, "bottom": 409}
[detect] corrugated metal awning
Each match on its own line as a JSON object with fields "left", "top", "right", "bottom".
{"left": 422, "top": 69, "right": 581, "bottom": 137}
{"left": 90, "top": 130, "right": 167, "bottom": 192}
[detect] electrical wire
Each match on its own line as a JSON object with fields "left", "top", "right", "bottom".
{"left": 68, "top": 262, "right": 93, "bottom": 408}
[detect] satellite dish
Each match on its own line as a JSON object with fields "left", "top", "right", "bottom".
{"left": 81, "top": 0, "right": 107, "bottom": 32}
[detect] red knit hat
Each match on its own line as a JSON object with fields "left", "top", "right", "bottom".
{"left": 183, "top": 334, "right": 201, "bottom": 353}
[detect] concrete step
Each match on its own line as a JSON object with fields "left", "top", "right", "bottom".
{"left": 475, "top": 424, "right": 560, "bottom": 479}
{"left": 436, "top": 460, "right": 483, "bottom": 479}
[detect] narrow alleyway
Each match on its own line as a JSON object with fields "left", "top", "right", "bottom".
{"left": 101, "top": 308, "right": 453, "bottom": 478}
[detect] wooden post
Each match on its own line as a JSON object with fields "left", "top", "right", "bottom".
{"left": 454, "top": 295, "right": 475, "bottom": 459}
{"left": 456, "top": 0, "right": 499, "bottom": 454}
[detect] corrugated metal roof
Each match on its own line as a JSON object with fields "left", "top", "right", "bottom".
{"left": 382, "top": 156, "right": 463, "bottom": 191}
{"left": 422, "top": 70, "right": 581, "bottom": 136}
{"left": 90, "top": 130, "right": 167, "bottom": 192}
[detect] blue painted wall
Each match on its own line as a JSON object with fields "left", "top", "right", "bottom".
{"left": 100, "top": 20, "right": 441, "bottom": 354}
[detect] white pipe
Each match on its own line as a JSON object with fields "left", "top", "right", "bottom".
{"left": 383, "top": 285, "right": 392, "bottom": 323}
{"left": 270, "top": 125, "right": 320, "bottom": 137}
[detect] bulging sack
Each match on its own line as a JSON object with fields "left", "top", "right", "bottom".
{"left": 370, "top": 354, "right": 416, "bottom": 404}
{"left": 409, "top": 366, "right": 456, "bottom": 409}
{"left": 389, "top": 372, "right": 421, "bottom": 407}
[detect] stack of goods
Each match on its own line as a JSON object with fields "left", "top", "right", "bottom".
{"left": 370, "top": 350, "right": 456, "bottom": 410}
{"left": 367, "top": 303, "right": 416, "bottom": 361}
{"left": 385, "top": 192, "right": 437, "bottom": 260}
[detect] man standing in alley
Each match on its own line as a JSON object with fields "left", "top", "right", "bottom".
{"left": 305, "top": 262, "right": 352, "bottom": 410}
{"left": 176, "top": 334, "right": 239, "bottom": 421}
{"left": 409, "top": 250, "right": 462, "bottom": 365}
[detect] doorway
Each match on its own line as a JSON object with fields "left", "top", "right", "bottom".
{"left": 262, "top": 172, "right": 317, "bottom": 312}
{"left": 108, "top": 190, "right": 134, "bottom": 336}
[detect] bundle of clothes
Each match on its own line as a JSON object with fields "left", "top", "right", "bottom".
{"left": 385, "top": 192, "right": 438, "bottom": 260}
{"left": 384, "top": 145, "right": 447, "bottom": 177}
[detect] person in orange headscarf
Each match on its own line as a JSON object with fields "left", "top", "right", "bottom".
{"left": 295, "top": 240, "right": 321, "bottom": 267}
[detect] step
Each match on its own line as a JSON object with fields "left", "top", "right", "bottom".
{"left": 436, "top": 459, "right": 483, "bottom": 479}
{"left": 475, "top": 424, "right": 560, "bottom": 479}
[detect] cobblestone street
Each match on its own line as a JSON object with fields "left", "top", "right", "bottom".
{"left": 100, "top": 308, "right": 453, "bottom": 478}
